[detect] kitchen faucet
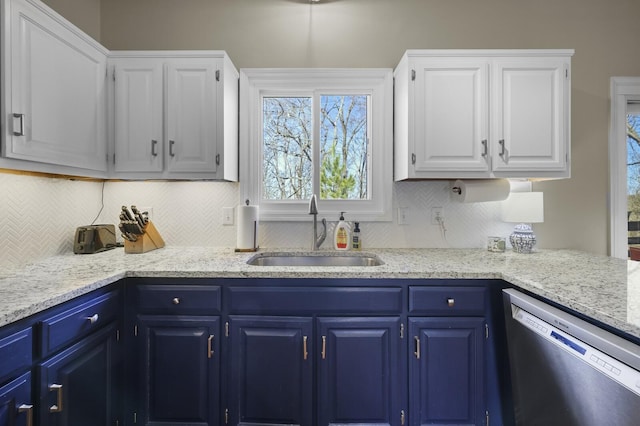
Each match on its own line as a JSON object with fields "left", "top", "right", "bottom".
{"left": 309, "top": 194, "right": 326, "bottom": 251}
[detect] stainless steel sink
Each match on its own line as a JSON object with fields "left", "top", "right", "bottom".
{"left": 246, "top": 252, "right": 384, "bottom": 267}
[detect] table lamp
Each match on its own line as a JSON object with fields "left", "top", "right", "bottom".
{"left": 501, "top": 192, "right": 544, "bottom": 253}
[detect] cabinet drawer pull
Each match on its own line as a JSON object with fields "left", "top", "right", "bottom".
{"left": 85, "top": 314, "right": 99, "bottom": 324}
{"left": 49, "top": 384, "right": 63, "bottom": 413}
{"left": 447, "top": 298, "right": 455, "bottom": 307}
{"left": 13, "top": 113, "right": 25, "bottom": 136}
{"left": 303, "top": 335, "right": 308, "bottom": 360}
{"left": 169, "top": 140, "right": 176, "bottom": 157}
{"left": 414, "top": 336, "right": 420, "bottom": 359}
{"left": 18, "top": 404, "right": 33, "bottom": 426}
{"left": 481, "top": 139, "right": 488, "bottom": 157}
{"left": 207, "top": 335, "right": 214, "bottom": 359}
{"left": 321, "top": 335, "right": 326, "bottom": 360}
{"left": 151, "top": 139, "right": 158, "bottom": 156}
{"left": 172, "top": 297, "right": 180, "bottom": 305}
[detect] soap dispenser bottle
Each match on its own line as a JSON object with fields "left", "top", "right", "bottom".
{"left": 352, "top": 222, "right": 361, "bottom": 251}
{"left": 334, "top": 212, "right": 351, "bottom": 250}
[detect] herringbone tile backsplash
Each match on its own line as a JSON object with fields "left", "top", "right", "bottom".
{"left": 0, "top": 173, "right": 513, "bottom": 270}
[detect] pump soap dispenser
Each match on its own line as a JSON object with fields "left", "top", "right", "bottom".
{"left": 334, "top": 212, "right": 351, "bottom": 251}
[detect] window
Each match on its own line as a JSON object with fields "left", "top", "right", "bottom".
{"left": 240, "top": 69, "right": 393, "bottom": 221}
{"left": 609, "top": 77, "right": 640, "bottom": 258}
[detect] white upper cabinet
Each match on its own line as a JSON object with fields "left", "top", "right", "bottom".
{"left": 110, "top": 52, "right": 239, "bottom": 181}
{"left": 1, "top": 0, "right": 108, "bottom": 173}
{"left": 394, "top": 50, "right": 573, "bottom": 180}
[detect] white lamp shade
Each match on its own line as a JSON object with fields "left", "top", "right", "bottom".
{"left": 501, "top": 192, "right": 544, "bottom": 223}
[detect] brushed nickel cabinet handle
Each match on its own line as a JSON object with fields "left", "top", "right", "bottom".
{"left": 414, "top": 336, "right": 420, "bottom": 359}
{"left": 13, "top": 113, "right": 25, "bottom": 136}
{"left": 321, "top": 335, "right": 326, "bottom": 360}
{"left": 49, "top": 384, "right": 63, "bottom": 413}
{"left": 447, "top": 298, "right": 455, "bottom": 307}
{"left": 18, "top": 404, "right": 33, "bottom": 426}
{"left": 172, "top": 297, "right": 180, "bottom": 305}
{"left": 85, "top": 314, "right": 99, "bottom": 324}
{"left": 207, "top": 335, "right": 214, "bottom": 359}
{"left": 303, "top": 335, "right": 308, "bottom": 360}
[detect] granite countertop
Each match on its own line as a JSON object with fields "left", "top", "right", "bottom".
{"left": 0, "top": 247, "right": 638, "bottom": 340}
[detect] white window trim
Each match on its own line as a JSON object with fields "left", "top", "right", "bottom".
{"left": 609, "top": 77, "right": 640, "bottom": 258}
{"left": 239, "top": 68, "right": 393, "bottom": 222}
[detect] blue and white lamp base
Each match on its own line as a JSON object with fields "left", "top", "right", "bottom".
{"left": 509, "top": 223, "right": 537, "bottom": 254}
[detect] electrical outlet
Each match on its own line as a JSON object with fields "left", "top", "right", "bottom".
{"left": 222, "top": 207, "right": 234, "bottom": 225}
{"left": 398, "top": 207, "right": 409, "bottom": 225}
{"left": 431, "top": 207, "right": 443, "bottom": 225}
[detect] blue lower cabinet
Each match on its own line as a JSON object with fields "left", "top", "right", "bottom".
{"left": 0, "top": 372, "right": 32, "bottom": 426}
{"left": 135, "top": 315, "right": 220, "bottom": 426}
{"left": 38, "top": 322, "right": 118, "bottom": 426}
{"left": 408, "top": 317, "right": 486, "bottom": 426}
{"left": 227, "top": 316, "right": 313, "bottom": 426}
{"left": 317, "top": 317, "right": 403, "bottom": 426}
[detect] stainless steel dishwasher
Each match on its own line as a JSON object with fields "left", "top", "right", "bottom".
{"left": 503, "top": 288, "right": 640, "bottom": 425}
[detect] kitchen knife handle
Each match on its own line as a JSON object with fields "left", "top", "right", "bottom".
{"left": 169, "top": 140, "right": 175, "bottom": 157}
{"left": 151, "top": 140, "right": 158, "bottom": 156}
{"left": 18, "top": 404, "right": 33, "bottom": 426}
{"left": 49, "top": 384, "right": 63, "bottom": 413}
{"left": 13, "top": 113, "right": 25, "bottom": 136}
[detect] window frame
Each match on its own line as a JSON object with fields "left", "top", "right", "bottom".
{"left": 240, "top": 68, "right": 393, "bottom": 222}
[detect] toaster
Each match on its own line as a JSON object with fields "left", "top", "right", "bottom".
{"left": 74, "top": 224, "right": 117, "bottom": 254}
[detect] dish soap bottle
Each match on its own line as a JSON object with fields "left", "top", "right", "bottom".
{"left": 352, "top": 222, "right": 361, "bottom": 251}
{"left": 334, "top": 212, "right": 350, "bottom": 251}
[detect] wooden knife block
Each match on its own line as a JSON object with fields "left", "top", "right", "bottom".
{"left": 124, "top": 221, "right": 165, "bottom": 254}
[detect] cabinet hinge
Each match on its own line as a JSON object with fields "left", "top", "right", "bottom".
{"left": 400, "top": 410, "right": 405, "bottom": 426}
{"left": 134, "top": 325, "right": 138, "bottom": 337}
{"left": 225, "top": 321, "right": 229, "bottom": 337}
{"left": 225, "top": 408, "right": 229, "bottom": 424}
{"left": 411, "top": 153, "right": 416, "bottom": 165}
{"left": 411, "top": 69, "right": 416, "bottom": 81}
{"left": 400, "top": 323, "right": 404, "bottom": 339}
{"left": 216, "top": 70, "right": 220, "bottom": 81}
{"left": 485, "top": 323, "right": 489, "bottom": 339}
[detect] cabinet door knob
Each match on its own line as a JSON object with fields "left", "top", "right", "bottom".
{"left": 447, "top": 298, "right": 455, "bottom": 307}
{"left": 85, "top": 314, "right": 99, "bottom": 324}
{"left": 172, "top": 297, "right": 180, "bottom": 305}
{"left": 49, "top": 384, "right": 63, "bottom": 413}
{"left": 18, "top": 404, "right": 33, "bottom": 426}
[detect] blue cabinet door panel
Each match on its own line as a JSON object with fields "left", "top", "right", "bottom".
{"left": 317, "top": 317, "right": 402, "bottom": 426}
{"left": 0, "top": 372, "right": 31, "bottom": 426}
{"left": 228, "top": 316, "right": 313, "bottom": 426}
{"left": 137, "top": 315, "right": 220, "bottom": 426}
{"left": 38, "top": 322, "right": 117, "bottom": 426}
{"left": 0, "top": 328, "right": 32, "bottom": 385}
{"left": 409, "top": 317, "right": 485, "bottom": 426}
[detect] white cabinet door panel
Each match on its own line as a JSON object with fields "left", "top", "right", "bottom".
{"left": 113, "top": 59, "right": 163, "bottom": 172}
{"left": 7, "top": 0, "right": 107, "bottom": 171}
{"left": 492, "top": 58, "right": 568, "bottom": 173}
{"left": 166, "top": 61, "right": 219, "bottom": 173}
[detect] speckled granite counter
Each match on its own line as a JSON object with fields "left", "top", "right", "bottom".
{"left": 0, "top": 247, "right": 638, "bottom": 340}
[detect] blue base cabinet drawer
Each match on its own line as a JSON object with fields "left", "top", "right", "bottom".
{"left": 0, "top": 328, "right": 32, "bottom": 385}
{"left": 40, "top": 290, "right": 120, "bottom": 357}
{"left": 133, "top": 285, "right": 221, "bottom": 315}
{"left": 409, "top": 286, "right": 486, "bottom": 316}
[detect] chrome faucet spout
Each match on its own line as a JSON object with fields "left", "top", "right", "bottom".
{"left": 309, "top": 194, "right": 326, "bottom": 250}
